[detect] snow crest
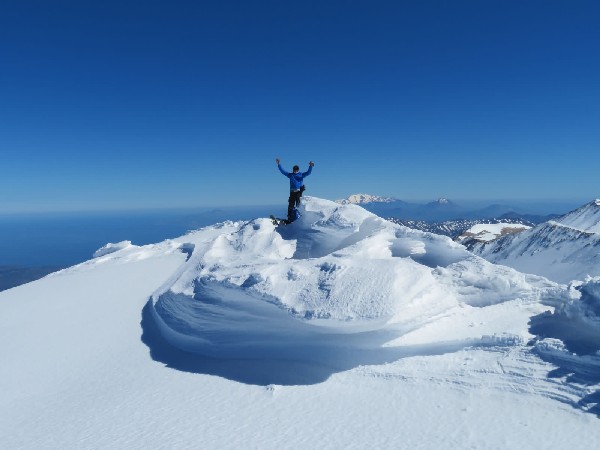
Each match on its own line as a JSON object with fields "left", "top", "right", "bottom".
{"left": 556, "top": 199, "right": 600, "bottom": 234}
{"left": 148, "top": 197, "right": 555, "bottom": 366}
{"left": 93, "top": 240, "right": 132, "bottom": 258}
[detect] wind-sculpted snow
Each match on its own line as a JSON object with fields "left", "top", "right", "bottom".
{"left": 92, "top": 240, "right": 133, "bottom": 258}
{"left": 531, "top": 277, "right": 600, "bottom": 355}
{"left": 530, "top": 277, "right": 600, "bottom": 415}
{"left": 146, "top": 197, "right": 559, "bottom": 384}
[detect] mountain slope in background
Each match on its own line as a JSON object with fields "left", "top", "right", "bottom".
{"left": 467, "top": 200, "right": 600, "bottom": 284}
{"left": 390, "top": 218, "right": 534, "bottom": 239}
{"left": 457, "top": 223, "right": 531, "bottom": 243}
{"left": 1, "top": 197, "right": 599, "bottom": 448}
{"left": 556, "top": 199, "right": 600, "bottom": 233}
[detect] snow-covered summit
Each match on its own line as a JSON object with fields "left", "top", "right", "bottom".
{"left": 430, "top": 197, "right": 452, "bottom": 205}
{"left": 336, "top": 193, "right": 398, "bottom": 205}
{"left": 553, "top": 198, "right": 600, "bottom": 234}
{"left": 149, "top": 196, "right": 558, "bottom": 362}
{"left": 93, "top": 240, "right": 133, "bottom": 258}
{"left": 2, "top": 196, "right": 600, "bottom": 448}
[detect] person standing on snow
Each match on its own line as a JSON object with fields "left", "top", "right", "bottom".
{"left": 276, "top": 158, "right": 314, "bottom": 222}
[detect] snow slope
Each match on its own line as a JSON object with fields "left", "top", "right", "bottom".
{"left": 556, "top": 199, "right": 600, "bottom": 233}
{"left": 1, "top": 197, "right": 599, "bottom": 449}
{"left": 468, "top": 200, "right": 600, "bottom": 284}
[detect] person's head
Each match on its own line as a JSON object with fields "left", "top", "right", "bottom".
{"left": 293, "top": 165, "right": 299, "bottom": 173}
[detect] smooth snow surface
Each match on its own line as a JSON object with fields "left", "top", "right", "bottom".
{"left": 1, "top": 197, "right": 599, "bottom": 449}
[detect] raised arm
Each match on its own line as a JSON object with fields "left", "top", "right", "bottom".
{"left": 276, "top": 158, "right": 290, "bottom": 176}
{"left": 302, "top": 161, "right": 314, "bottom": 177}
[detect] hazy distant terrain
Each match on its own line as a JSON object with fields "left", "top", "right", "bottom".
{"left": 387, "top": 217, "right": 534, "bottom": 239}
{"left": 0, "top": 266, "right": 62, "bottom": 292}
{"left": 337, "top": 194, "right": 567, "bottom": 222}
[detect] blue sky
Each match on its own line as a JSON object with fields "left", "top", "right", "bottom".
{"left": 1, "top": 0, "right": 599, "bottom": 212}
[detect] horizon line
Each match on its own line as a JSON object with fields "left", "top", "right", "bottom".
{"left": 0, "top": 196, "right": 593, "bottom": 216}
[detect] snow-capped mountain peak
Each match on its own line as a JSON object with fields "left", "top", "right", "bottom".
{"left": 554, "top": 198, "right": 600, "bottom": 234}
{"left": 426, "top": 197, "right": 456, "bottom": 207}
{"left": 336, "top": 193, "right": 398, "bottom": 205}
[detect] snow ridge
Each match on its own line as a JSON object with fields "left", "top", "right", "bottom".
{"left": 93, "top": 240, "right": 132, "bottom": 258}
{"left": 555, "top": 199, "right": 600, "bottom": 234}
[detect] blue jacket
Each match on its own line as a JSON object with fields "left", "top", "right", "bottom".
{"left": 278, "top": 164, "right": 312, "bottom": 191}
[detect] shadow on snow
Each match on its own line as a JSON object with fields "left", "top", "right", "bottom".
{"left": 140, "top": 287, "right": 475, "bottom": 387}
{"left": 529, "top": 306, "right": 600, "bottom": 417}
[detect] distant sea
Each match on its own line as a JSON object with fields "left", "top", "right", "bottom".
{"left": 0, "top": 205, "right": 278, "bottom": 291}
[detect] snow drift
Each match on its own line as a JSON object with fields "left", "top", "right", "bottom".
{"left": 147, "top": 197, "right": 558, "bottom": 371}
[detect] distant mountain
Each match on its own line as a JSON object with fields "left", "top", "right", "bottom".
{"left": 426, "top": 197, "right": 455, "bottom": 207}
{"left": 389, "top": 218, "right": 534, "bottom": 239}
{"left": 555, "top": 199, "right": 600, "bottom": 233}
{"left": 336, "top": 193, "right": 571, "bottom": 223}
{"left": 499, "top": 211, "right": 559, "bottom": 225}
{"left": 337, "top": 194, "right": 465, "bottom": 220}
{"left": 336, "top": 193, "right": 399, "bottom": 205}
{"left": 423, "top": 198, "right": 463, "bottom": 216}
{"left": 467, "top": 199, "right": 600, "bottom": 284}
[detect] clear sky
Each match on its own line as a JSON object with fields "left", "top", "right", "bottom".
{"left": 1, "top": 0, "right": 599, "bottom": 212}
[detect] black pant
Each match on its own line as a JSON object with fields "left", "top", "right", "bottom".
{"left": 288, "top": 190, "right": 302, "bottom": 220}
